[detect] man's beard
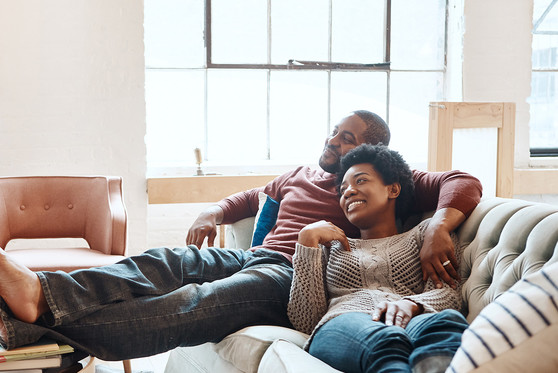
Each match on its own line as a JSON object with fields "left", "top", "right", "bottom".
{"left": 318, "top": 151, "right": 340, "bottom": 173}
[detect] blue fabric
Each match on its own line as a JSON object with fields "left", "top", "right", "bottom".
{"left": 251, "top": 195, "right": 279, "bottom": 247}
{"left": 0, "top": 246, "right": 293, "bottom": 360}
{"left": 309, "top": 310, "right": 468, "bottom": 373}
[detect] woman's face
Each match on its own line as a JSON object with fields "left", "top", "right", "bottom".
{"left": 339, "top": 163, "right": 399, "bottom": 230}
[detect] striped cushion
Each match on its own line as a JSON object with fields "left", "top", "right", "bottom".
{"left": 448, "top": 262, "right": 558, "bottom": 372}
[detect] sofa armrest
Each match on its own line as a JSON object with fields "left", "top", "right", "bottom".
{"left": 224, "top": 217, "right": 255, "bottom": 249}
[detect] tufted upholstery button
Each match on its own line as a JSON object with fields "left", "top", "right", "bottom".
{"left": 68, "top": 203, "right": 73, "bottom": 209}
{"left": 20, "top": 204, "right": 26, "bottom": 210}
{"left": 44, "top": 204, "right": 50, "bottom": 210}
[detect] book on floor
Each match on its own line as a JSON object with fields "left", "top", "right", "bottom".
{"left": 0, "top": 344, "right": 74, "bottom": 363}
{"left": 0, "top": 339, "right": 59, "bottom": 357}
{"left": 0, "top": 355, "right": 62, "bottom": 371}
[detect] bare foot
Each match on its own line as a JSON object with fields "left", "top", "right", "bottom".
{"left": 0, "top": 249, "right": 48, "bottom": 323}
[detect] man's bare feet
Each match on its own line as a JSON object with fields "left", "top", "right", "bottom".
{"left": 0, "top": 249, "right": 48, "bottom": 323}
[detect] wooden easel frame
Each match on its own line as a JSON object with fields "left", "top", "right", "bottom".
{"left": 428, "top": 102, "right": 515, "bottom": 198}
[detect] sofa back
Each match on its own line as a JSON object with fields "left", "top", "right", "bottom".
{"left": 457, "top": 197, "right": 558, "bottom": 321}
{"left": 0, "top": 176, "right": 127, "bottom": 255}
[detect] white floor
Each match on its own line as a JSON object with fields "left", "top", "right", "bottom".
{"left": 95, "top": 351, "right": 171, "bottom": 373}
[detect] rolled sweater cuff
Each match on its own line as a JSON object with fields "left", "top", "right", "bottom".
{"left": 294, "top": 243, "right": 323, "bottom": 263}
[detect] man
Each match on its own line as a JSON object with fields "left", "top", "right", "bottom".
{"left": 0, "top": 110, "right": 481, "bottom": 360}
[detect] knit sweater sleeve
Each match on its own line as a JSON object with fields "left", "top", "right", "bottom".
{"left": 287, "top": 243, "right": 329, "bottom": 335}
{"left": 404, "top": 226, "right": 464, "bottom": 313}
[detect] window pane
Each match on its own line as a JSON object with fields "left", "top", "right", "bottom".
{"left": 530, "top": 72, "right": 558, "bottom": 148}
{"left": 533, "top": 0, "right": 555, "bottom": 23}
{"left": 207, "top": 70, "right": 268, "bottom": 162}
{"left": 391, "top": 0, "right": 445, "bottom": 70}
{"left": 332, "top": 0, "right": 385, "bottom": 63}
{"left": 271, "top": 0, "right": 329, "bottom": 64}
{"left": 269, "top": 71, "right": 328, "bottom": 163}
{"left": 144, "top": 0, "right": 205, "bottom": 68}
{"left": 146, "top": 70, "right": 205, "bottom": 164}
{"left": 532, "top": 0, "right": 558, "bottom": 71}
{"left": 330, "top": 72, "right": 387, "bottom": 125}
{"left": 212, "top": 0, "right": 267, "bottom": 64}
{"left": 389, "top": 72, "right": 444, "bottom": 165}
{"left": 534, "top": 0, "right": 558, "bottom": 33}
{"left": 532, "top": 35, "right": 558, "bottom": 69}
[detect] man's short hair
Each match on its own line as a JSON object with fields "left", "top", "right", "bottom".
{"left": 336, "top": 144, "right": 414, "bottom": 220}
{"left": 353, "top": 110, "right": 391, "bottom": 146}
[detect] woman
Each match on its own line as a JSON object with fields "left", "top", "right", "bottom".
{"left": 287, "top": 144, "right": 468, "bottom": 373}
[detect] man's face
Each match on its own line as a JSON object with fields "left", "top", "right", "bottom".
{"left": 318, "top": 114, "right": 368, "bottom": 173}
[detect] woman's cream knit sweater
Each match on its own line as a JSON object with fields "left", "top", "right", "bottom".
{"left": 287, "top": 219, "right": 463, "bottom": 347}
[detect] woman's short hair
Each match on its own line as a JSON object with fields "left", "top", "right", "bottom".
{"left": 336, "top": 144, "right": 415, "bottom": 220}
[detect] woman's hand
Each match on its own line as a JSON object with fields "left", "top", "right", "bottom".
{"left": 372, "top": 299, "right": 423, "bottom": 328}
{"left": 298, "top": 221, "right": 350, "bottom": 251}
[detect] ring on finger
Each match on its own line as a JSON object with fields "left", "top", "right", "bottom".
{"left": 442, "top": 260, "right": 451, "bottom": 267}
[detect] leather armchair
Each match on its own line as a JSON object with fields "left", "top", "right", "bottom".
{"left": 0, "top": 175, "right": 127, "bottom": 272}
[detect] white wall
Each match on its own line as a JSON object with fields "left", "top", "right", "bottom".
{"left": 462, "top": 0, "right": 533, "bottom": 168}
{"left": 462, "top": 0, "right": 557, "bottom": 206}
{"left": 0, "top": 1, "right": 148, "bottom": 255}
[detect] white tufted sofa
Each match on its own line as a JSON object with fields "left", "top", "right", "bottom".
{"left": 164, "top": 197, "right": 558, "bottom": 373}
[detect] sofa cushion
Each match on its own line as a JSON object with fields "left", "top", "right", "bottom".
{"left": 448, "top": 261, "right": 558, "bottom": 372}
{"left": 258, "top": 339, "right": 342, "bottom": 373}
{"left": 251, "top": 192, "right": 279, "bottom": 247}
{"left": 164, "top": 343, "right": 243, "bottom": 373}
{"left": 214, "top": 326, "right": 308, "bottom": 373}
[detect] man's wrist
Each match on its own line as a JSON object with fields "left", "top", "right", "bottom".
{"left": 431, "top": 207, "right": 466, "bottom": 233}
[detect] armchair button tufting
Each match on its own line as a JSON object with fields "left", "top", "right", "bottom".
{"left": 44, "top": 204, "right": 50, "bottom": 210}
{"left": 68, "top": 204, "right": 73, "bottom": 209}
{"left": 20, "top": 204, "right": 26, "bottom": 210}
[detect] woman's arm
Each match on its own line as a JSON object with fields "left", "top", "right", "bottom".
{"left": 287, "top": 221, "right": 349, "bottom": 334}
{"left": 287, "top": 243, "right": 329, "bottom": 335}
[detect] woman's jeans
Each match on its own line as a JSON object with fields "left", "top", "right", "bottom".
{"left": 0, "top": 247, "right": 293, "bottom": 360}
{"left": 309, "top": 310, "right": 468, "bottom": 373}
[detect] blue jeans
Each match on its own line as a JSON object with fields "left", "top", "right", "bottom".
{"left": 0, "top": 247, "right": 293, "bottom": 360}
{"left": 309, "top": 310, "right": 468, "bottom": 373}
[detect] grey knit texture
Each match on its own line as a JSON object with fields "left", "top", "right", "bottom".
{"left": 287, "top": 219, "right": 464, "bottom": 349}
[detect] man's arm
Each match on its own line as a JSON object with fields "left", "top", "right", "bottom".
{"left": 185, "top": 167, "right": 303, "bottom": 248}
{"left": 186, "top": 205, "right": 224, "bottom": 248}
{"left": 185, "top": 187, "right": 261, "bottom": 248}
{"left": 412, "top": 170, "right": 482, "bottom": 288}
{"left": 420, "top": 207, "right": 465, "bottom": 288}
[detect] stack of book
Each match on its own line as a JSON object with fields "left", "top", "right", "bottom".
{"left": 0, "top": 339, "right": 83, "bottom": 373}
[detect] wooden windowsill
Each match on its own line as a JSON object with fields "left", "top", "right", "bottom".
{"left": 514, "top": 168, "right": 558, "bottom": 195}
{"left": 147, "top": 174, "right": 279, "bottom": 204}
{"left": 147, "top": 168, "right": 558, "bottom": 205}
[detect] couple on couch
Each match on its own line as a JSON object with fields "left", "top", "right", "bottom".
{"left": 0, "top": 110, "right": 481, "bottom": 372}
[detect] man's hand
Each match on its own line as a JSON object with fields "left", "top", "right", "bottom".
{"left": 298, "top": 220, "right": 350, "bottom": 251}
{"left": 420, "top": 207, "right": 465, "bottom": 289}
{"left": 186, "top": 206, "right": 224, "bottom": 249}
{"left": 373, "top": 299, "right": 422, "bottom": 328}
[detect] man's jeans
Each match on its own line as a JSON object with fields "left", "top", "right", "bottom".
{"left": 0, "top": 247, "right": 293, "bottom": 360}
{"left": 309, "top": 310, "right": 468, "bottom": 373}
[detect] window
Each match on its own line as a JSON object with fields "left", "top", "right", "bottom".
{"left": 145, "top": 0, "right": 447, "bottom": 173}
{"left": 530, "top": 0, "right": 558, "bottom": 157}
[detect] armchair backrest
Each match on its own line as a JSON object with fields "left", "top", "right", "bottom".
{"left": 0, "top": 176, "right": 127, "bottom": 255}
